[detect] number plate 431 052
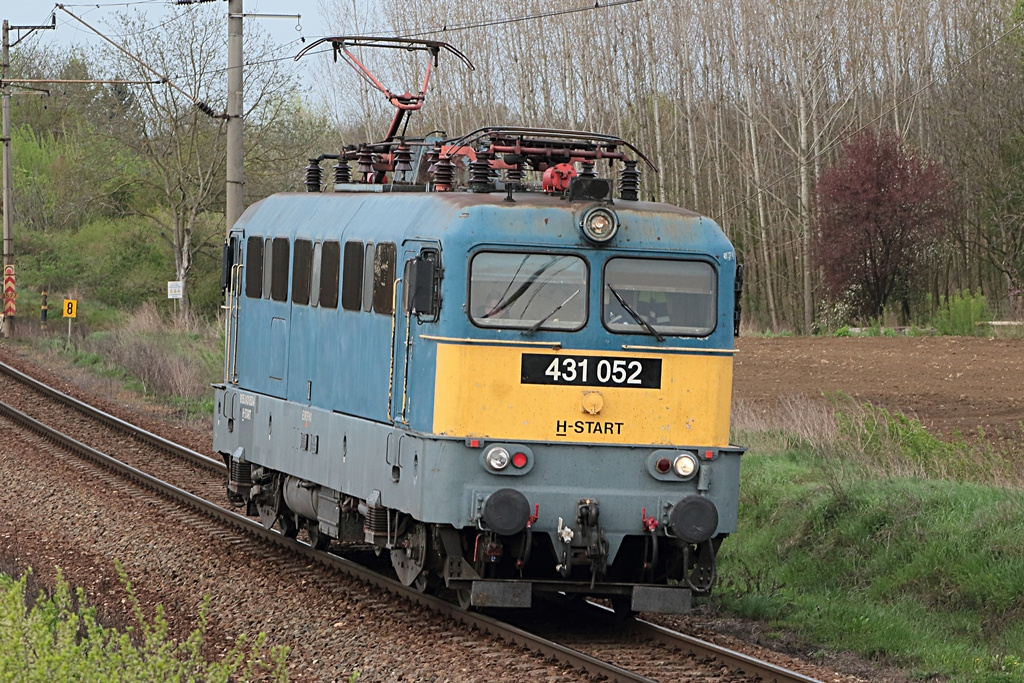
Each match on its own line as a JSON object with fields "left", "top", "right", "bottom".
{"left": 520, "top": 353, "right": 662, "bottom": 389}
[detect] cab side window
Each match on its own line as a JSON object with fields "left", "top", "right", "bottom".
{"left": 373, "top": 243, "right": 397, "bottom": 315}
{"left": 270, "top": 237, "right": 289, "bottom": 302}
{"left": 245, "top": 236, "right": 263, "bottom": 298}
{"left": 320, "top": 241, "right": 341, "bottom": 309}
{"left": 292, "top": 239, "right": 312, "bottom": 305}
{"left": 341, "top": 241, "right": 363, "bottom": 311}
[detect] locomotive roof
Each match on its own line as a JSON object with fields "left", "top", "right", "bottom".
{"left": 234, "top": 190, "right": 732, "bottom": 255}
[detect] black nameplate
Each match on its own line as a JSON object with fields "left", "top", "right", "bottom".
{"left": 521, "top": 353, "right": 662, "bottom": 388}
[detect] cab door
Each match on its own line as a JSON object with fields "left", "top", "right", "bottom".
{"left": 391, "top": 240, "right": 441, "bottom": 425}
{"left": 223, "top": 233, "right": 243, "bottom": 385}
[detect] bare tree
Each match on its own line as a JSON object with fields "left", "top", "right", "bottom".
{"left": 99, "top": 7, "right": 296, "bottom": 321}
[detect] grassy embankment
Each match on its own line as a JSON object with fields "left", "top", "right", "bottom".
{"left": 720, "top": 395, "right": 1024, "bottom": 682}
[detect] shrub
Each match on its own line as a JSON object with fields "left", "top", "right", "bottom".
{"left": 719, "top": 417, "right": 1024, "bottom": 681}
{"left": 78, "top": 304, "right": 220, "bottom": 402}
{"left": 16, "top": 213, "right": 225, "bottom": 322}
{"left": 930, "top": 289, "right": 992, "bottom": 336}
{"left": 0, "top": 565, "right": 288, "bottom": 681}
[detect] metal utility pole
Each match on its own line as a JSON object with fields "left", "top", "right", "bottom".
{"left": 226, "top": 0, "right": 243, "bottom": 234}
{"left": 223, "top": 4, "right": 298, "bottom": 235}
{"left": 2, "top": 16, "right": 55, "bottom": 338}
{"left": 2, "top": 20, "right": 12, "bottom": 338}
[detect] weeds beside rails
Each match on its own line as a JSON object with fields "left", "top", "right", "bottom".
{"left": 34, "top": 302, "right": 219, "bottom": 419}
{"left": 724, "top": 395, "right": 1024, "bottom": 682}
{"left": 0, "top": 562, "right": 289, "bottom": 682}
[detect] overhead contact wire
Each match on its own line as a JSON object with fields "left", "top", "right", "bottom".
{"left": 54, "top": 3, "right": 221, "bottom": 116}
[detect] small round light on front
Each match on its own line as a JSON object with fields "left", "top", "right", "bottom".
{"left": 512, "top": 451, "right": 528, "bottom": 469}
{"left": 580, "top": 207, "right": 618, "bottom": 244}
{"left": 656, "top": 457, "right": 672, "bottom": 474}
{"left": 485, "top": 446, "right": 511, "bottom": 471}
{"left": 673, "top": 453, "right": 698, "bottom": 479}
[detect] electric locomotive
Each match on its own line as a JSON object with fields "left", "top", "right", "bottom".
{"left": 213, "top": 38, "right": 744, "bottom": 613}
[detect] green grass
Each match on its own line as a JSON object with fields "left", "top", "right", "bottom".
{"left": 0, "top": 564, "right": 288, "bottom": 682}
{"left": 721, "top": 401, "right": 1024, "bottom": 681}
{"left": 22, "top": 304, "right": 223, "bottom": 416}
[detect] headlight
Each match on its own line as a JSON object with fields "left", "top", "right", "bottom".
{"left": 485, "top": 446, "right": 511, "bottom": 471}
{"left": 673, "top": 453, "right": 699, "bottom": 479}
{"left": 579, "top": 207, "right": 618, "bottom": 244}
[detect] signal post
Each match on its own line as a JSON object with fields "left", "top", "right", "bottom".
{"left": 63, "top": 297, "right": 77, "bottom": 347}
{"left": 2, "top": 19, "right": 13, "bottom": 338}
{"left": 2, "top": 16, "right": 55, "bottom": 338}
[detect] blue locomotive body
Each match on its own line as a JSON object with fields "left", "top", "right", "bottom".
{"left": 214, "top": 131, "right": 744, "bottom": 613}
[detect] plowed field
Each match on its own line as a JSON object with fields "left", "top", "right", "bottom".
{"left": 733, "top": 336, "right": 1024, "bottom": 443}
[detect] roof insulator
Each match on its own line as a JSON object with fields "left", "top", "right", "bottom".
{"left": 620, "top": 159, "right": 640, "bottom": 201}
{"left": 333, "top": 159, "right": 351, "bottom": 185}
{"left": 505, "top": 163, "right": 523, "bottom": 186}
{"left": 422, "top": 145, "right": 441, "bottom": 180}
{"left": 469, "top": 150, "right": 492, "bottom": 193}
{"left": 394, "top": 145, "right": 414, "bottom": 174}
{"left": 305, "top": 159, "right": 322, "bottom": 193}
{"left": 432, "top": 156, "right": 455, "bottom": 192}
{"left": 356, "top": 147, "right": 375, "bottom": 180}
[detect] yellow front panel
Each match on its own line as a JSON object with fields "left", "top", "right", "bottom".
{"left": 432, "top": 343, "right": 733, "bottom": 446}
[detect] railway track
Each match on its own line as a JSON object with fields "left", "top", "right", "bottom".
{"left": 0, "top": 360, "right": 823, "bottom": 683}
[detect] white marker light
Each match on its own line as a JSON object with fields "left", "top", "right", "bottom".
{"left": 673, "top": 453, "right": 699, "bottom": 479}
{"left": 485, "top": 446, "right": 511, "bottom": 471}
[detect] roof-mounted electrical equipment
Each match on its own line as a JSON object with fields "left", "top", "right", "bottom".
{"left": 296, "top": 36, "right": 475, "bottom": 145}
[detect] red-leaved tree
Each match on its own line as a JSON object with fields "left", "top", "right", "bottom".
{"left": 815, "top": 130, "right": 953, "bottom": 322}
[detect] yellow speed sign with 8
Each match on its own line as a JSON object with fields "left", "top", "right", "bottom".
{"left": 63, "top": 299, "right": 78, "bottom": 318}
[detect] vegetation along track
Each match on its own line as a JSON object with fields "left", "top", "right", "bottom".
{"left": 0, "top": 361, "right": 822, "bottom": 682}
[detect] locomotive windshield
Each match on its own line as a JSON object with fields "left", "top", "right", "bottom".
{"left": 603, "top": 258, "right": 717, "bottom": 337}
{"left": 470, "top": 252, "right": 587, "bottom": 331}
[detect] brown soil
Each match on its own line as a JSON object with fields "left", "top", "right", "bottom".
{"left": 734, "top": 336, "right": 1024, "bottom": 444}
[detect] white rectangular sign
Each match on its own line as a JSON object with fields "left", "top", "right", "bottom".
{"left": 167, "top": 281, "right": 183, "bottom": 299}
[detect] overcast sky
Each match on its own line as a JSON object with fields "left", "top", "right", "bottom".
{"left": 4, "top": 0, "right": 333, "bottom": 74}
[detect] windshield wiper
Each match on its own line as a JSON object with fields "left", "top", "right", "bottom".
{"left": 485, "top": 256, "right": 559, "bottom": 318}
{"left": 607, "top": 285, "right": 665, "bottom": 342}
{"left": 524, "top": 289, "right": 581, "bottom": 336}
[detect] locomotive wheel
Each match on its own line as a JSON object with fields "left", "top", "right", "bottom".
{"left": 307, "top": 523, "right": 331, "bottom": 551}
{"left": 257, "top": 496, "right": 298, "bottom": 538}
{"left": 457, "top": 587, "right": 473, "bottom": 611}
{"left": 279, "top": 514, "right": 298, "bottom": 538}
{"left": 411, "top": 573, "right": 430, "bottom": 594}
{"left": 391, "top": 523, "right": 429, "bottom": 587}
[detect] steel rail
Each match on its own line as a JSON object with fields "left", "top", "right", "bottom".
{"left": 630, "top": 617, "right": 824, "bottom": 683}
{"left": 0, "top": 385, "right": 822, "bottom": 683}
{"left": 0, "top": 360, "right": 224, "bottom": 472}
